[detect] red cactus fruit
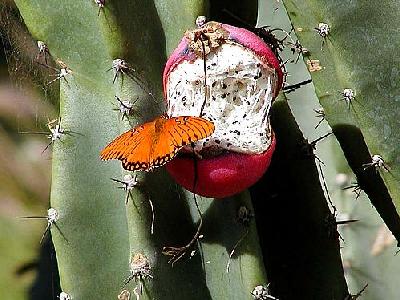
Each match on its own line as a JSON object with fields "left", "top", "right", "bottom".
{"left": 163, "top": 19, "right": 283, "bottom": 198}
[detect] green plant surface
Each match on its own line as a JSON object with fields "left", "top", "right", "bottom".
{"left": 281, "top": 0, "right": 400, "bottom": 242}
{"left": 13, "top": 1, "right": 133, "bottom": 298}
{"left": 250, "top": 96, "right": 349, "bottom": 299}
{"left": 13, "top": 0, "right": 268, "bottom": 299}
{"left": 260, "top": 2, "right": 400, "bottom": 298}
{"left": 197, "top": 192, "right": 268, "bottom": 299}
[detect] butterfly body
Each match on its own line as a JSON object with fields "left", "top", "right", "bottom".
{"left": 100, "top": 115, "right": 214, "bottom": 171}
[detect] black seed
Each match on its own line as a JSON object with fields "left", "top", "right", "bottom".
{"left": 215, "top": 140, "right": 220, "bottom": 144}
{"left": 222, "top": 83, "right": 227, "bottom": 89}
{"left": 243, "top": 114, "right": 247, "bottom": 118}
{"left": 227, "top": 143, "right": 232, "bottom": 147}
{"left": 182, "top": 96, "right": 187, "bottom": 101}
{"left": 246, "top": 101, "right": 250, "bottom": 105}
{"left": 212, "top": 96, "right": 216, "bottom": 100}
{"left": 212, "top": 81, "right": 216, "bottom": 87}
{"left": 221, "top": 93, "right": 227, "bottom": 98}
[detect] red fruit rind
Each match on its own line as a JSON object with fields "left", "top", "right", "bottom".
{"left": 166, "top": 134, "right": 276, "bottom": 198}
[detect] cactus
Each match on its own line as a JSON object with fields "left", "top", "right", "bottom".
{"left": 280, "top": 0, "right": 400, "bottom": 242}
{"left": 10, "top": 0, "right": 271, "bottom": 299}
{"left": 4, "top": 0, "right": 400, "bottom": 299}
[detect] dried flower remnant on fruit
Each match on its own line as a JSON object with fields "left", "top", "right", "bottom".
{"left": 59, "top": 291, "right": 71, "bottom": 300}
{"left": 185, "top": 21, "right": 229, "bottom": 57}
{"left": 251, "top": 284, "right": 279, "bottom": 300}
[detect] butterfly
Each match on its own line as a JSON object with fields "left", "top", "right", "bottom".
{"left": 100, "top": 115, "right": 215, "bottom": 171}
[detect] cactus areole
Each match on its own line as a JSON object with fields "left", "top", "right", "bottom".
{"left": 163, "top": 21, "right": 283, "bottom": 198}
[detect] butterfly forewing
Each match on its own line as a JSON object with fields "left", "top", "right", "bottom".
{"left": 100, "top": 115, "right": 215, "bottom": 172}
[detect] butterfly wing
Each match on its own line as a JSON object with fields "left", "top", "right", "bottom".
{"left": 100, "top": 116, "right": 215, "bottom": 172}
{"left": 148, "top": 116, "right": 215, "bottom": 168}
{"left": 100, "top": 122, "right": 155, "bottom": 171}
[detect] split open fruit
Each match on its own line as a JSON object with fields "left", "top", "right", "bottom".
{"left": 163, "top": 20, "right": 283, "bottom": 198}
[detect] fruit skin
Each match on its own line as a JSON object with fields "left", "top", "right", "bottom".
{"left": 163, "top": 22, "right": 283, "bottom": 198}
{"left": 166, "top": 134, "right": 276, "bottom": 198}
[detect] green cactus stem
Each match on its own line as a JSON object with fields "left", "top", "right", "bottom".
{"left": 251, "top": 96, "right": 349, "bottom": 299}
{"left": 282, "top": 0, "right": 400, "bottom": 243}
{"left": 13, "top": 0, "right": 268, "bottom": 299}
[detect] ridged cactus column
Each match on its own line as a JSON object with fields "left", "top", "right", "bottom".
{"left": 14, "top": 1, "right": 269, "bottom": 299}
{"left": 282, "top": 0, "right": 400, "bottom": 242}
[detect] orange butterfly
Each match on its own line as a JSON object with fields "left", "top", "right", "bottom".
{"left": 100, "top": 115, "right": 215, "bottom": 171}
